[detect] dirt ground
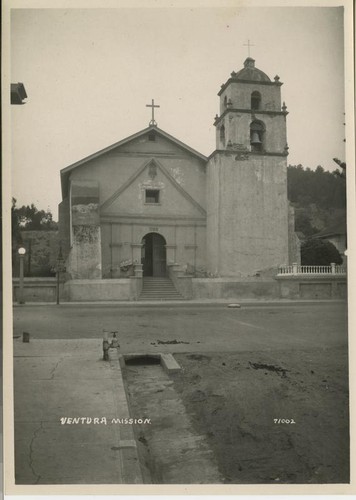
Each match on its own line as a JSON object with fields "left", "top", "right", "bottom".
{"left": 173, "top": 346, "right": 349, "bottom": 484}
{"left": 123, "top": 359, "right": 223, "bottom": 484}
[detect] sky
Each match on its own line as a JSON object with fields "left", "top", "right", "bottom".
{"left": 9, "top": 4, "right": 347, "bottom": 219}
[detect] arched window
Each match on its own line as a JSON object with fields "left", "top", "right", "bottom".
{"left": 251, "top": 91, "right": 261, "bottom": 110}
{"left": 220, "top": 125, "right": 225, "bottom": 146}
{"left": 224, "top": 96, "right": 228, "bottom": 108}
{"left": 250, "top": 120, "right": 265, "bottom": 152}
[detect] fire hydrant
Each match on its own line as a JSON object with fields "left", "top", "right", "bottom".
{"left": 103, "top": 331, "right": 120, "bottom": 360}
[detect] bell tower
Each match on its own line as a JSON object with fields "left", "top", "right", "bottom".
{"left": 215, "top": 57, "right": 288, "bottom": 155}
{"left": 206, "top": 57, "right": 290, "bottom": 276}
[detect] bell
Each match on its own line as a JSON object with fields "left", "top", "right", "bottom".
{"left": 251, "top": 132, "right": 262, "bottom": 144}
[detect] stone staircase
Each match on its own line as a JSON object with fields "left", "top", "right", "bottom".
{"left": 139, "top": 277, "right": 183, "bottom": 301}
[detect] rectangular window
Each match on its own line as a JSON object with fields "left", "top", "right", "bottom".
{"left": 145, "top": 189, "right": 160, "bottom": 204}
{"left": 148, "top": 132, "right": 156, "bottom": 141}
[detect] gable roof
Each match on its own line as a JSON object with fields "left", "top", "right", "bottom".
{"left": 60, "top": 126, "right": 207, "bottom": 198}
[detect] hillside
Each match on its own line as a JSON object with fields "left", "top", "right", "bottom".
{"left": 287, "top": 165, "right": 346, "bottom": 237}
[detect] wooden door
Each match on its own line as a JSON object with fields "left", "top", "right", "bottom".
{"left": 152, "top": 234, "right": 166, "bottom": 277}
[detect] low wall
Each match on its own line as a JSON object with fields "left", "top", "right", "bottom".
{"left": 130, "top": 276, "right": 143, "bottom": 298}
{"left": 276, "top": 275, "right": 347, "bottom": 299}
{"left": 13, "top": 278, "right": 59, "bottom": 302}
{"left": 64, "top": 279, "right": 134, "bottom": 301}
{"left": 168, "top": 265, "right": 193, "bottom": 299}
{"left": 175, "top": 276, "right": 193, "bottom": 299}
{"left": 13, "top": 230, "right": 59, "bottom": 277}
{"left": 192, "top": 278, "right": 279, "bottom": 300}
{"left": 13, "top": 275, "right": 347, "bottom": 302}
{"left": 192, "top": 276, "right": 347, "bottom": 301}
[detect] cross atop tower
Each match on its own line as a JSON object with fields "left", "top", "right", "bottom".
{"left": 243, "top": 39, "right": 254, "bottom": 57}
{"left": 146, "top": 99, "right": 160, "bottom": 127}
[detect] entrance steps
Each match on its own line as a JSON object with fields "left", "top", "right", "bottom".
{"left": 139, "top": 277, "right": 183, "bottom": 301}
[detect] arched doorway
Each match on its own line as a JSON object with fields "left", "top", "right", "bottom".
{"left": 141, "top": 233, "right": 167, "bottom": 277}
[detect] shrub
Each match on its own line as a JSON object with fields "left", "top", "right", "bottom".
{"left": 301, "top": 238, "right": 343, "bottom": 266}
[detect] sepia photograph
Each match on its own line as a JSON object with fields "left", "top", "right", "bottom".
{"left": 3, "top": 0, "right": 355, "bottom": 497}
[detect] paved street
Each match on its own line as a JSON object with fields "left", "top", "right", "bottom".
{"left": 13, "top": 302, "right": 348, "bottom": 353}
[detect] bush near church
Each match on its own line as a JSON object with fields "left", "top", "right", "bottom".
{"left": 301, "top": 238, "right": 343, "bottom": 266}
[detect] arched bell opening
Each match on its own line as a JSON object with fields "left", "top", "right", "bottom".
{"left": 250, "top": 120, "right": 265, "bottom": 152}
{"left": 219, "top": 124, "right": 226, "bottom": 147}
{"left": 141, "top": 233, "right": 167, "bottom": 277}
{"left": 251, "top": 91, "right": 261, "bottom": 110}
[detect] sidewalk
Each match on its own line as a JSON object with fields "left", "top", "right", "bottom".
{"left": 13, "top": 338, "right": 143, "bottom": 484}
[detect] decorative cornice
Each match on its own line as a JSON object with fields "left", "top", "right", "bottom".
{"left": 214, "top": 108, "right": 288, "bottom": 126}
{"left": 101, "top": 213, "right": 206, "bottom": 224}
{"left": 250, "top": 151, "right": 289, "bottom": 157}
{"left": 208, "top": 149, "right": 288, "bottom": 160}
{"left": 106, "top": 151, "right": 188, "bottom": 159}
{"left": 218, "top": 78, "right": 282, "bottom": 96}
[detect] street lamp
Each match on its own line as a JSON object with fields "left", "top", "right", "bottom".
{"left": 18, "top": 246, "right": 26, "bottom": 304}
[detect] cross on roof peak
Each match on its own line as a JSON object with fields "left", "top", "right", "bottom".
{"left": 243, "top": 39, "right": 255, "bottom": 57}
{"left": 146, "top": 99, "right": 160, "bottom": 127}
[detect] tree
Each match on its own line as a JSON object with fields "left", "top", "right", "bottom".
{"left": 12, "top": 198, "right": 58, "bottom": 232}
{"left": 11, "top": 198, "right": 58, "bottom": 277}
{"left": 11, "top": 198, "right": 22, "bottom": 243}
{"left": 294, "top": 211, "right": 318, "bottom": 237}
{"left": 301, "top": 238, "right": 343, "bottom": 266}
{"left": 287, "top": 164, "right": 346, "bottom": 209}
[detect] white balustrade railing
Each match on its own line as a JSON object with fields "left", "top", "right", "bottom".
{"left": 278, "top": 263, "right": 346, "bottom": 276}
{"left": 334, "top": 266, "right": 347, "bottom": 274}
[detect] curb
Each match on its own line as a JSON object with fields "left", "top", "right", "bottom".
{"left": 108, "top": 350, "right": 144, "bottom": 484}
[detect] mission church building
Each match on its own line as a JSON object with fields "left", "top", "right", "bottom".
{"left": 59, "top": 57, "right": 299, "bottom": 301}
